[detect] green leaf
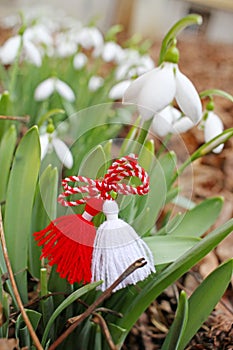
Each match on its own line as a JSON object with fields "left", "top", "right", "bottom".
{"left": 0, "top": 91, "right": 11, "bottom": 140}
{"left": 144, "top": 235, "right": 200, "bottom": 265}
{"left": 161, "top": 291, "right": 188, "bottom": 350}
{"left": 3, "top": 126, "right": 41, "bottom": 303}
{"left": 131, "top": 152, "right": 175, "bottom": 234}
{"left": 112, "top": 218, "right": 233, "bottom": 347}
{"left": 177, "top": 259, "right": 233, "bottom": 350}
{"left": 41, "top": 281, "right": 102, "bottom": 346}
{"left": 0, "top": 125, "right": 17, "bottom": 203}
{"left": 79, "top": 144, "right": 107, "bottom": 178}
{"left": 0, "top": 284, "right": 10, "bottom": 337}
{"left": 15, "top": 309, "right": 41, "bottom": 348}
{"left": 167, "top": 197, "right": 223, "bottom": 237}
{"left": 29, "top": 165, "right": 58, "bottom": 278}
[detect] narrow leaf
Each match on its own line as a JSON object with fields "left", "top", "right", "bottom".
{"left": 0, "top": 125, "right": 17, "bottom": 202}
{"left": 161, "top": 291, "right": 188, "bottom": 350}
{"left": 41, "top": 281, "right": 102, "bottom": 346}
{"left": 4, "top": 126, "right": 41, "bottom": 303}
{"left": 177, "top": 259, "right": 233, "bottom": 350}
{"left": 167, "top": 197, "right": 223, "bottom": 236}
{"left": 144, "top": 235, "right": 200, "bottom": 265}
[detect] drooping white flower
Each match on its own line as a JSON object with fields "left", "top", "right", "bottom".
{"left": 40, "top": 132, "right": 73, "bottom": 169}
{"left": 101, "top": 41, "right": 124, "bottom": 63}
{"left": 151, "top": 105, "right": 194, "bottom": 137}
{"left": 88, "top": 76, "right": 104, "bottom": 92}
{"left": 73, "top": 52, "right": 88, "bottom": 70}
{"left": 24, "top": 24, "right": 53, "bottom": 48}
{"left": 0, "top": 34, "right": 42, "bottom": 67}
{"left": 76, "top": 26, "right": 104, "bottom": 57}
{"left": 54, "top": 32, "right": 77, "bottom": 58}
{"left": 115, "top": 49, "right": 155, "bottom": 81}
{"left": 109, "top": 80, "right": 132, "bottom": 100}
{"left": 34, "top": 77, "right": 75, "bottom": 102}
{"left": 204, "top": 111, "right": 224, "bottom": 153}
{"left": 123, "top": 62, "right": 202, "bottom": 124}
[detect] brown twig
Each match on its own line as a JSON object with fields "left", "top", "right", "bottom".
{"left": 48, "top": 258, "right": 147, "bottom": 350}
{"left": 0, "top": 114, "right": 30, "bottom": 123}
{"left": 92, "top": 312, "right": 117, "bottom": 350}
{"left": 0, "top": 207, "right": 43, "bottom": 350}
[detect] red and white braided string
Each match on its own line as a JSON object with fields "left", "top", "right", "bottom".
{"left": 58, "top": 154, "right": 149, "bottom": 206}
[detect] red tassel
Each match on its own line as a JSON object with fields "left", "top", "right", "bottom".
{"left": 34, "top": 198, "right": 103, "bottom": 284}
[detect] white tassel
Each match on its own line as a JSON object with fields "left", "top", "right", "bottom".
{"left": 91, "top": 200, "right": 155, "bottom": 291}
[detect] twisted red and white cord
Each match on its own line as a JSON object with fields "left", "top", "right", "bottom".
{"left": 58, "top": 154, "right": 149, "bottom": 207}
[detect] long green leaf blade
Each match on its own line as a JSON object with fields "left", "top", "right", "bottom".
{"left": 144, "top": 235, "right": 200, "bottom": 265}
{"left": 0, "top": 125, "right": 17, "bottom": 203}
{"left": 167, "top": 197, "right": 223, "bottom": 237}
{"left": 4, "top": 126, "right": 41, "bottom": 303}
{"left": 177, "top": 259, "right": 233, "bottom": 350}
{"left": 41, "top": 281, "right": 102, "bottom": 346}
{"left": 29, "top": 165, "right": 58, "bottom": 278}
{"left": 161, "top": 291, "right": 188, "bottom": 350}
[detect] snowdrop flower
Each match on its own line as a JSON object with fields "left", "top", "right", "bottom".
{"left": 109, "top": 80, "right": 132, "bottom": 100}
{"left": 24, "top": 24, "right": 53, "bottom": 48}
{"left": 204, "top": 111, "right": 224, "bottom": 154}
{"left": 40, "top": 131, "right": 73, "bottom": 169}
{"left": 123, "top": 62, "right": 202, "bottom": 124}
{"left": 54, "top": 32, "right": 77, "bottom": 58}
{"left": 101, "top": 41, "right": 125, "bottom": 63}
{"left": 34, "top": 77, "right": 75, "bottom": 102}
{"left": 151, "top": 105, "right": 194, "bottom": 137}
{"left": 0, "top": 35, "right": 42, "bottom": 67}
{"left": 73, "top": 52, "right": 88, "bottom": 70}
{"left": 88, "top": 76, "right": 104, "bottom": 92}
{"left": 115, "top": 49, "right": 154, "bottom": 81}
{"left": 76, "top": 26, "right": 104, "bottom": 57}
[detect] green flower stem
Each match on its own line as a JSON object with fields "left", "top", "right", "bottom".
{"left": 173, "top": 128, "right": 233, "bottom": 182}
{"left": 200, "top": 89, "right": 233, "bottom": 103}
{"left": 40, "top": 267, "right": 48, "bottom": 297}
{"left": 156, "top": 132, "right": 172, "bottom": 157}
{"left": 137, "top": 118, "right": 153, "bottom": 147}
{"left": 9, "top": 36, "right": 24, "bottom": 100}
{"left": 158, "top": 14, "right": 203, "bottom": 65}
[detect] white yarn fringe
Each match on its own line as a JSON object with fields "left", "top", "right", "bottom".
{"left": 91, "top": 210, "right": 155, "bottom": 292}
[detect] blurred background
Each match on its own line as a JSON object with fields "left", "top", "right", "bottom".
{"left": 0, "top": 0, "right": 233, "bottom": 43}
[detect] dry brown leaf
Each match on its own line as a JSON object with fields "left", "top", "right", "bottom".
{"left": 199, "top": 251, "right": 219, "bottom": 279}
{"left": 0, "top": 338, "right": 19, "bottom": 350}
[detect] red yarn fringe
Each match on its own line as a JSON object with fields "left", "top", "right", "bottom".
{"left": 34, "top": 214, "right": 96, "bottom": 284}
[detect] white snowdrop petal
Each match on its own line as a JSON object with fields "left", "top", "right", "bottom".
{"left": 175, "top": 69, "right": 202, "bottom": 124}
{"left": 73, "top": 52, "right": 87, "bottom": 70}
{"left": 159, "top": 105, "right": 181, "bottom": 123}
{"left": 151, "top": 113, "right": 173, "bottom": 137}
{"left": 123, "top": 63, "right": 176, "bottom": 120}
{"left": 52, "top": 138, "right": 74, "bottom": 169}
{"left": 204, "top": 112, "right": 224, "bottom": 153}
{"left": 55, "top": 79, "right": 75, "bottom": 102}
{"left": 34, "top": 78, "right": 55, "bottom": 101}
{"left": 23, "top": 40, "right": 42, "bottom": 67}
{"left": 0, "top": 35, "right": 21, "bottom": 64}
{"left": 173, "top": 116, "right": 194, "bottom": 133}
{"left": 102, "top": 41, "right": 123, "bottom": 62}
{"left": 109, "top": 80, "right": 132, "bottom": 100}
{"left": 88, "top": 76, "right": 104, "bottom": 92}
{"left": 39, "top": 134, "right": 49, "bottom": 160}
